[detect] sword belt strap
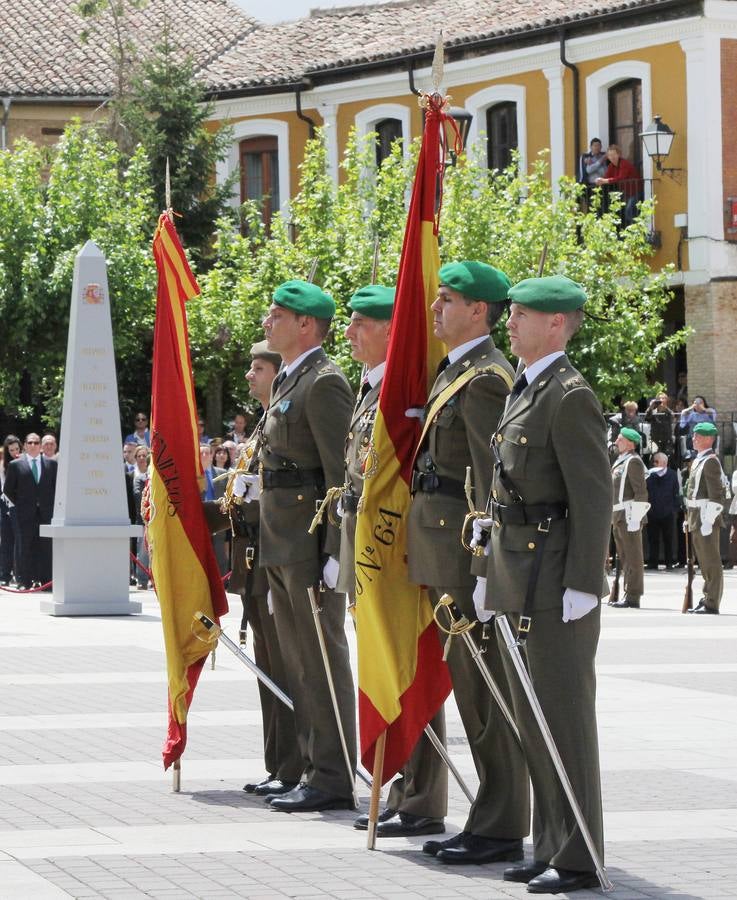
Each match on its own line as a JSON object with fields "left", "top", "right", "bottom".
{"left": 491, "top": 438, "right": 523, "bottom": 504}
{"left": 341, "top": 490, "right": 360, "bottom": 513}
{"left": 410, "top": 471, "right": 466, "bottom": 500}
{"left": 490, "top": 500, "right": 568, "bottom": 526}
{"left": 261, "top": 467, "right": 323, "bottom": 489}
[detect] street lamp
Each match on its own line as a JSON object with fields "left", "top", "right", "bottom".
{"left": 640, "top": 115, "right": 682, "bottom": 180}
{"left": 445, "top": 107, "right": 473, "bottom": 166}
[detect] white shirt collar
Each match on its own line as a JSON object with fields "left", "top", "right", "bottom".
{"left": 284, "top": 346, "right": 321, "bottom": 377}
{"left": 447, "top": 334, "right": 487, "bottom": 366}
{"left": 696, "top": 449, "right": 713, "bottom": 459}
{"left": 520, "top": 350, "right": 565, "bottom": 385}
{"left": 26, "top": 453, "right": 40, "bottom": 464}
{"left": 365, "top": 361, "right": 386, "bottom": 389}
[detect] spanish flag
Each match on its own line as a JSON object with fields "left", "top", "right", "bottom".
{"left": 355, "top": 96, "right": 453, "bottom": 781}
{"left": 148, "top": 213, "right": 228, "bottom": 769}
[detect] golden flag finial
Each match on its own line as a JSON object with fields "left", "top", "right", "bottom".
{"left": 431, "top": 31, "right": 444, "bottom": 94}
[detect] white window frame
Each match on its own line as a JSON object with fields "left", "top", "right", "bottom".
{"left": 216, "top": 118, "right": 291, "bottom": 213}
{"left": 354, "top": 103, "right": 412, "bottom": 162}
{"left": 464, "top": 84, "right": 527, "bottom": 175}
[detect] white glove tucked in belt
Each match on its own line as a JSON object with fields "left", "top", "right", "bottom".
{"left": 471, "top": 516, "right": 493, "bottom": 555}
{"left": 234, "top": 472, "right": 260, "bottom": 502}
{"left": 700, "top": 500, "right": 724, "bottom": 536}
{"left": 562, "top": 588, "right": 598, "bottom": 623}
{"left": 473, "top": 577, "right": 494, "bottom": 623}
{"left": 322, "top": 556, "right": 340, "bottom": 590}
{"left": 624, "top": 500, "right": 650, "bottom": 532}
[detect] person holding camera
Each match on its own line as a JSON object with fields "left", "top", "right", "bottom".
{"left": 645, "top": 392, "right": 675, "bottom": 458}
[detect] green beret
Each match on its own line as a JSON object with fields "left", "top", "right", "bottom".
{"left": 438, "top": 260, "right": 510, "bottom": 303}
{"left": 693, "top": 422, "right": 718, "bottom": 437}
{"left": 620, "top": 427, "right": 641, "bottom": 445}
{"left": 250, "top": 340, "right": 281, "bottom": 368}
{"left": 348, "top": 284, "right": 395, "bottom": 320}
{"left": 508, "top": 275, "right": 587, "bottom": 312}
{"left": 273, "top": 280, "right": 335, "bottom": 319}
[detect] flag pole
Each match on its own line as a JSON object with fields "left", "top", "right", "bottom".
{"left": 172, "top": 758, "right": 181, "bottom": 793}
{"left": 366, "top": 731, "right": 386, "bottom": 850}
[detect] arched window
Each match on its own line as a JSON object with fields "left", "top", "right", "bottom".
{"left": 374, "top": 117, "right": 403, "bottom": 167}
{"left": 240, "top": 136, "right": 280, "bottom": 228}
{"left": 486, "top": 102, "right": 518, "bottom": 172}
{"left": 608, "top": 79, "right": 643, "bottom": 171}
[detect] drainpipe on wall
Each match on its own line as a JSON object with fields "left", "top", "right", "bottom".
{"left": 559, "top": 29, "right": 580, "bottom": 177}
{"left": 1, "top": 96, "right": 12, "bottom": 151}
{"left": 295, "top": 85, "right": 316, "bottom": 139}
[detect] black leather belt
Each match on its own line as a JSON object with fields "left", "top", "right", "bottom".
{"left": 341, "top": 491, "right": 359, "bottom": 514}
{"left": 411, "top": 471, "right": 465, "bottom": 500}
{"left": 490, "top": 500, "right": 567, "bottom": 526}
{"left": 261, "top": 467, "right": 323, "bottom": 489}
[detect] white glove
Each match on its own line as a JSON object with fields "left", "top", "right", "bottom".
{"left": 336, "top": 497, "right": 344, "bottom": 519}
{"left": 625, "top": 500, "right": 650, "bottom": 532}
{"left": 237, "top": 473, "right": 260, "bottom": 503}
{"left": 266, "top": 589, "right": 273, "bottom": 615}
{"left": 322, "top": 556, "right": 340, "bottom": 590}
{"left": 473, "top": 577, "right": 493, "bottom": 622}
{"left": 700, "top": 501, "right": 723, "bottom": 537}
{"left": 405, "top": 407, "right": 424, "bottom": 419}
{"left": 471, "top": 516, "right": 493, "bottom": 554}
{"left": 562, "top": 588, "right": 598, "bottom": 623}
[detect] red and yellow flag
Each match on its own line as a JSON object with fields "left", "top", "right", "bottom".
{"left": 148, "top": 213, "right": 228, "bottom": 769}
{"left": 355, "top": 95, "right": 454, "bottom": 781}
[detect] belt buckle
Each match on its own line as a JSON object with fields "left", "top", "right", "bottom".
{"left": 537, "top": 517, "right": 551, "bottom": 534}
{"left": 245, "top": 546, "right": 255, "bottom": 570}
{"left": 518, "top": 615, "right": 532, "bottom": 634}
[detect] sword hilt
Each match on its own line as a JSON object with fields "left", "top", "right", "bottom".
{"left": 192, "top": 611, "right": 221, "bottom": 644}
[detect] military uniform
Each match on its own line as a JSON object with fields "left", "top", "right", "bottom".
{"left": 338, "top": 368, "right": 448, "bottom": 822}
{"left": 259, "top": 346, "right": 356, "bottom": 799}
{"left": 407, "top": 335, "right": 530, "bottom": 843}
{"left": 611, "top": 451, "right": 648, "bottom": 605}
{"left": 686, "top": 449, "right": 727, "bottom": 612}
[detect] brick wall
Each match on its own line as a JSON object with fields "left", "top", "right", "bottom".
{"left": 684, "top": 280, "right": 737, "bottom": 415}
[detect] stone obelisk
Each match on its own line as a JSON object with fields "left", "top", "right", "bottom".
{"left": 40, "top": 241, "right": 142, "bottom": 615}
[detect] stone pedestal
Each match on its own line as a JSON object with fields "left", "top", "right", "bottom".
{"left": 40, "top": 240, "right": 142, "bottom": 616}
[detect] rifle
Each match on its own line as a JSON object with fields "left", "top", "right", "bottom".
{"left": 682, "top": 527, "right": 694, "bottom": 613}
{"left": 608, "top": 535, "right": 621, "bottom": 605}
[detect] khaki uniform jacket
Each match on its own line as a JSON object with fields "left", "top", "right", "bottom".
{"left": 407, "top": 337, "right": 513, "bottom": 588}
{"left": 259, "top": 347, "right": 353, "bottom": 569}
{"left": 336, "top": 379, "right": 382, "bottom": 595}
{"left": 686, "top": 453, "right": 727, "bottom": 532}
{"left": 485, "top": 355, "right": 612, "bottom": 611}
{"left": 611, "top": 453, "right": 648, "bottom": 526}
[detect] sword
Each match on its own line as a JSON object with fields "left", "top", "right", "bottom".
{"left": 308, "top": 585, "right": 361, "bottom": 809}
{"left": 496, "top": 614, "right": 614, "bottom": 893}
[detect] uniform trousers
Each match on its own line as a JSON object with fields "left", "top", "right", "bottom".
{"left": 495, "top": 605, "right": 604, "bottom": 872}
{"left": 385, "top": 709, "right": 447, "bottom": 819}
{"left": 612, "top": 521, "right": 644, "bottom": 599}
{"left": 646, "top": 515, "right": 675, "bottom": 568}
{"left": 241, "top": 584, "right": 302, "bottom": 783}
{"left": 429, "top": 585, "right": 529, "bottom": 839}
{"left": 266, "top": 559, "right": 356, "bottom": 798}
{"left": 691, "top": 528, "right": 723, "bottom": 610}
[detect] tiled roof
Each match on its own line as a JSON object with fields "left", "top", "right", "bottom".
{"left": 199, "top": 0, "right": 679, "bottom": 92}
{"left": 0, "top": 0, "right": 257, "bottom": 97}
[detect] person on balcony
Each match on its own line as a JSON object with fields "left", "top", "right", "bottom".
{"left": 595, "top": 144, "right": 642, "bottom": 226}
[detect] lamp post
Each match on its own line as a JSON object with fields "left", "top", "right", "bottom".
{"left": 445, "top": 107, "right": 473, "bottom": 167}
{"left": 640, "top": 115, "right": 683, "bottom": 181}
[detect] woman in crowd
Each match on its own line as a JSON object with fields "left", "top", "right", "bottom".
{"left": 0, "top": 435, "right": 22, "bottom": 586}
{"left": 131, "top": 445, "right": 151, "bottom": 590}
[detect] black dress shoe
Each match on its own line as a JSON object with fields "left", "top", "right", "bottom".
{"left": 259, "top": 779, "right": 299, "bottom": 799}
{"left": 269, "top": 783, "right": 353, "bottom": 812}
{"left": 422, "top": 831, "right": 467, "bottom": 856}
{"left": 692, "top": 605, "right": 719, "bottom": 615}
{"left": 527, "top": 866, "right": 599, "bottom": 894}
{"left": 243, "top": 775, "right": 275, "bottom": 794}
{"left": 353, "top": 807, "right": 396, "bottom": 830}
{"left": 503, "top": 860, "right": 548, "bottom": 883}
{"left": 436, "top": 834, "right": 524, "bottom": 865}
{"left": 610, "top": 598, "right": 640, "bottom": 609}
{"left": 375, "top": 811, "right": 445, "bottom": 837}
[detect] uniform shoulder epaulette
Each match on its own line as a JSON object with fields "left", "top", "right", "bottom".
{"left": 317, "top": 362, "right": 336, "bottom": 375}
{"left": 554, "top": 365, "right": 587, "bottom": 392}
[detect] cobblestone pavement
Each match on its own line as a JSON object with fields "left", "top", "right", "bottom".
{"left": 0, "top": 569, "right": 735, "bottom": 899}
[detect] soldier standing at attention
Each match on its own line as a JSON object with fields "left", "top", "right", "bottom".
{"left": 407, "top": 261, "right": 531, "bottom": 865}
{"left": 480, "top": 275, "right": 611, "bottom": 894}
{"left": 686, "top": 421, "right": 727, "bottom": 614}
{"left": 610, "top": 427, "right": 649, "bottom": 609}
{"left": 259, "top": 280, "right": 356, "bottom": 812}
{"left": 337, "top": 284, "right": 448, "bottom": 838}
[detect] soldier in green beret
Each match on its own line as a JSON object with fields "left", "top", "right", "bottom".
{"left": 479, "top": 274, "right": 611, "bottom": 893}
{"left": 258, "top": 279, "right": 357, "bottom": 811}
{"left": 406, "top": 260, "right": 531, "bottom": 863}
{"left": 335, "top": 284, "right": 449, "bottom": 837}
{"left": 609, "top": 426, "right": 649, "bottom": 609}
{"left": 686, "top": 421, "right": 727, "bottom": 613}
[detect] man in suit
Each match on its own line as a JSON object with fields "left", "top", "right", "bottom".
{"left": 481, "top": 275, "right": 611, "bottom": 894}
{"left": 686, "top": 421, "right": 727, "bottom": 614}
{"left": 258, "top": 279, "right": 356, "bottom": 812}
{"left": 3, "top": 432, "right": 57, "bottom": 590}
{"left": 405, "top": 261, "right": 530, "bottom": 865}
{"left": 335, "top": 284, "right": 448, "bottom": 838}
{"left": 610, "top": 427, "right": 649, "bottom": 608}
{"left": 645, "top": 452, "right": 680, "bottom": 570}
{"left": 203, "top": 341, "right": 302, "bottom": 798}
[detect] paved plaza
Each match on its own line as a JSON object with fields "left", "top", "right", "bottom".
{"left": 0, "top": 569, "right": 735, "bottom": 899}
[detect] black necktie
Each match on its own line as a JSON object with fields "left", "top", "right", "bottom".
{"left": 436, "top": 356, "right": 450, "bottom": 376}
{"left": 508, "top": 373, "right": 528, "bottom": 403}
{"left": 273, "top": 369, "right": 286, "bottom": 391}
{"left": 359, "top": 380, "right": 371, "bottom": 400}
